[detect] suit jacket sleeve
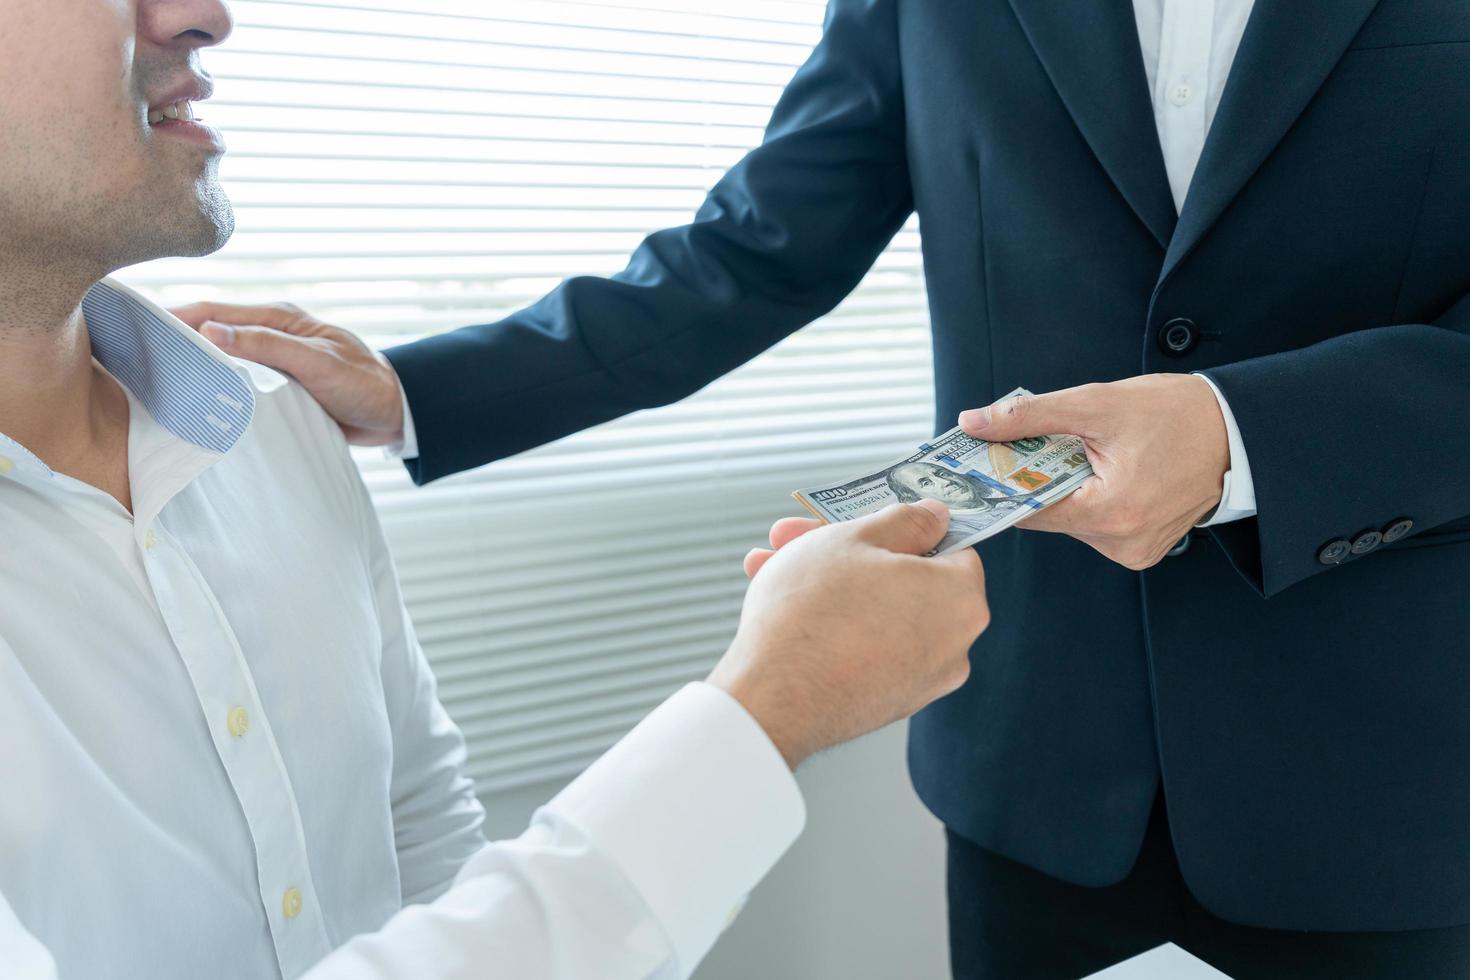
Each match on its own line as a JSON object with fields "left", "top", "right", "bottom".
{"left": 345, "top": 429, "right": 489, "bottom": 904}
{"left": 382, "top": 0, "right": 914, "bottom": 484}
{"left": 1202, "top": 287, "right": 1470, "bottom": 598}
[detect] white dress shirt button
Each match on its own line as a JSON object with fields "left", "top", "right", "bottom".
{"left": 227, "top": 706, "right": 250, "bottom": 738}
{"left": 1168, "top": 80, "right": 1194, "bottom": 106}
{"left": 144, "top": 528, "right": 158, "bottom": 550}
{"left": 282, "top": 887, "right": 303, "bottom": 920}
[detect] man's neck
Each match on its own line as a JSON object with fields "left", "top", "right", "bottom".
{"left": 0, "top": 266, "right": 133, "bottom": 512}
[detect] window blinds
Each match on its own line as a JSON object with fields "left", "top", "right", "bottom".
{"left": 120, "top": 0, "right": 934, "bottom": 794}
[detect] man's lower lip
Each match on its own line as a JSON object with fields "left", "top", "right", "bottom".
{"left": 152, "top": 118, "right": 226, "bottom": 150}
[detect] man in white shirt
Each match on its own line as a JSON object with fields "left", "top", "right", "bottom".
{"left": 0, "top": 0, "right": 992, "bottom": 977}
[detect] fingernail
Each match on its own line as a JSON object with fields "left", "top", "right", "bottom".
{"left": 914, "top": 499, "right": 949, "bottom": 517}
{"left": 959, "top": 408, "right": 990, "bottom": 431}
{"left": 201, "top": 322, "right": 235, "bottom": 346}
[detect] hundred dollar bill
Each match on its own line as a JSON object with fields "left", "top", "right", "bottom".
{"left": 792, "top": 388, "right": 1093, "bottom": 555}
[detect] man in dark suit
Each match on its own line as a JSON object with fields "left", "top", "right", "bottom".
{"left": 183, "top": 0, "right": 1470, "bottom": 975}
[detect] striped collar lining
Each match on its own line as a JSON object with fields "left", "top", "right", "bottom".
{"left": 81, "top": 279, "right": 255, "bottom": 455}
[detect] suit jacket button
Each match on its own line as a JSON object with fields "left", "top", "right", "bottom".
{"left": 1350, "top": 530, "right": 1383, "bottom": 555}
{"left": 1318, "top": 538, "right": 1352, "bottom": 565}
{"left": 1158, "top": 318, "right": 1198, "bottom": 357}
{"left": 1382, "top": 518, "right": 1414, "bottom": 543}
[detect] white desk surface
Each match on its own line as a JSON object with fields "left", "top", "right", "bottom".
{"left": 1083, "top": 943, "right": 1234, "bottom": 979}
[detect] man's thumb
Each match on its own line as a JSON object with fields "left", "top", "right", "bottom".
{"left": 959, "top": 388, "right": 1098, "bottom": 443}
{"left": 857, "top": 500, "right": 951, "bottom": 555}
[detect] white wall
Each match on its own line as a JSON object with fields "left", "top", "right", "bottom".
{"left": 478, "top": 721, "right": 951, "bottom": 980}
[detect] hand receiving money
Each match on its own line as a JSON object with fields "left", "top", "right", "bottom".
{"left": 791, "top": 389, "right": 1093, "bottom": 555}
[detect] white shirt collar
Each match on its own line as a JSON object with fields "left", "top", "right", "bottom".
{"left": 79, "top": 278, "right": 257, "bottom": 454}
{"left": 0, "top": 278, "right": 264, "bottom": 533}
{"left": 0, "top": 278, "right": 256, "bottom": 477}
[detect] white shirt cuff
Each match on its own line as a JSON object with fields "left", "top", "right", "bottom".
{"left": 545, "top": 682, "right": 806, "bottom": 976}
{"left": 1, "top": 894, "right": 57, "bottom": 980}
{"left": 382, "top": 367, "right": 419, "bottom": 461}
{"left": 1194, "top": 373, "right": 1257, "bottom": 526}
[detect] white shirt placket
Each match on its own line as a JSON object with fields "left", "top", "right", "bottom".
{"left": 1154, "top": 0, "right": 1216, "bottom": 212}
{"left": 141, "top": 526, "right": 335, "bottom": 978}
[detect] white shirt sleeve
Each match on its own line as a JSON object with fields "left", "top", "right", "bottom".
{"left": 1194, "top": 373, "right": 1258, "bottom": 527}
{"left": 3, "top": 683, "right": 804, "bottom": 980}
{"left": 0, "top": 895, "right": 56, "bottom": 980}
{"left": 355, "top": 458, "right": 487, "bottom": 904}
{"left": 382, "top": 369, "right": 420, "bottom": 461}
{"left": 304, "top": 681, "right": 804, "bottom": 980}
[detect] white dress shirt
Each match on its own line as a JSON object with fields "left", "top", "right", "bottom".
{"left": 1132, "top": 0, "right": 1259, "bottom": 525}
{"left": 0, "top": 280, "right": 803, "bottom": 979}
{"left": 393, "top": 0, "right": 1258, "bottom": 526}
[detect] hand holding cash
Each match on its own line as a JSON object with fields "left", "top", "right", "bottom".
{"left": 792, "top": 388, "right": 1093, "bottom": 555}
{"left": 957, "top": 377, "right": 1232, "bottom": 570}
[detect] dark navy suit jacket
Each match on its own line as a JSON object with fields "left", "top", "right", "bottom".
{"left": 385, "top": 0, "right": 1470, "bottom": 931}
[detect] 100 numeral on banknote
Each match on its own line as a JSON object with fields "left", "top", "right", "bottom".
{"left": 792, "top": 389, "right": 1093, "bottom": 555}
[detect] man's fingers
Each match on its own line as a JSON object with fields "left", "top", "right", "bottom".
{"left": 1012, "top": 491, "right": 1086, "bottom": 535}
{"left": 743, "top": 548, "right": 775, "bottom": 578}
{"left": 169, "top": 302, "right": 214, "bottom": 329}
{"left": 170, "top": 301, "right": 310, "bottom": 333}
{"left": 769, "top": 516, "right": 824, "bottom": 551}
{"left": 931, "top": 547, "right": 991, "bottom": 633}
{"left": 958, "top": 385, "right": 1107, "bottom": 443}
{"left": 853, "top": 500, "right": 951, "bottom": 555}
{"left": 198, "top": 321, "right": 235, "bottom": 348}
{"left": 1014, "top": 477, "right": 1119, "bottom": 536}
{"left": 202, "top": 323, "right": 322, "bottom": 380}
{"left": 933, "top": 545, "right": 987, "bottom": 588}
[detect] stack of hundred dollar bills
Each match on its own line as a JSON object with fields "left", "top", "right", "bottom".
{"left": 793, "top": 388, "right": 1093, "bottom": 556}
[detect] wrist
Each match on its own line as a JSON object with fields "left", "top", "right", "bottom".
{"left": 1185, "top": 373, "right": 1231, "bottom": 515}
{"left": 373, "top": 350, "right": 407, "bottom": 443}
{"left": 707, "top": 643, "right": 809, "bottom": 771}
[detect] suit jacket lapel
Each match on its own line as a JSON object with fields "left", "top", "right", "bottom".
{"left": 1007, "top": 0, "right": 1177, "bottom": 249}
{"left": 1159, "top": 0, "right": 1383, "bottom": 284}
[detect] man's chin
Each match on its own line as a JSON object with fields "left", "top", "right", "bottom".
{"left": 177, "top": 187, "right": 235, "bottom": 257}
{"left": 181, "top": 213, "right": 235, "bottom": 258}
{"left": 121, "top": 190, "right": 235, "bottom": 264}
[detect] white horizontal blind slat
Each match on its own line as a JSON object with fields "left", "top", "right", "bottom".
{"left": 117, "top": 0, "right": 936, "bottom": 793}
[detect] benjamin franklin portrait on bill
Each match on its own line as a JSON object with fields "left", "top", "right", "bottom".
{"left": 885, "top": 461, "right": 1036, "bottom": 552}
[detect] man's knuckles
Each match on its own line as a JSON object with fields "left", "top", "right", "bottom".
{"left": 938, "top": 657, "right": 972, "bottom": 697}
{"left": 1105, "top": 538, "right": 1170, "bottom": 571}
{"left": 970, "top": 600, "right": 992, "bottom": 635}
{"left": 266, "top": 300, "right": 308, "bottom": 321}
{"left": 227, "top": 324, "right": 270, "bottom": 350}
